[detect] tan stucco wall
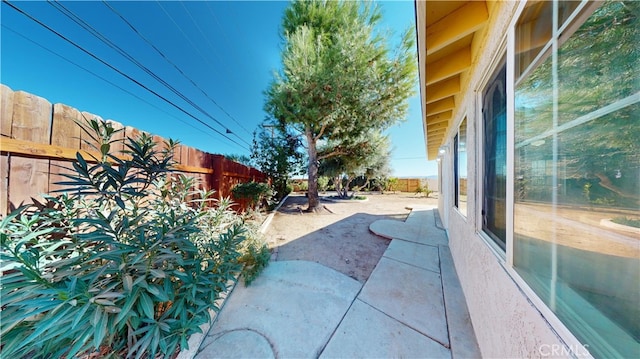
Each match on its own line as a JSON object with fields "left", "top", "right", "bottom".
{"left": 448, "top": 214, "right": 568, "bottom": 358}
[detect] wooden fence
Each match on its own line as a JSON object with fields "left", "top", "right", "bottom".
{"left": 0, "top": 84, "right": 265, "bottom": 216}
{"left": 396, "top": 178, "right": 439, "bottom": 193}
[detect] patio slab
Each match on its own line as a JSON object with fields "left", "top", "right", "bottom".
{"left": 383, "top": 238, "right": 440, "bottom": 273}
{"left": 439, "top": 245, "right": 482, "bottom": 358}
{"left": 197, "top": 261, "right": 360, "bottom": 359}
{"left": 369, "top": 208, "right": 448, "bottom": 246}
{"left": 320, "top": 299, "right": 451, "bottom": 359}
{"left": 369, "top": 219, "right": 421, "bottom": 241}
{"left": 358, "top": 256, "right": 449, "bottom": 347}
{"left": 199, "top": 329, "right": 275, "bottom": 358}
{"left": 194, "top": 206, "right": 479, "bottom": 359}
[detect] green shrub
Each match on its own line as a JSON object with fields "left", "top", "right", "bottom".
{"left": 384, "top": 177, "right": 399, "bottom": 192}
{"left": 231, "top": 182, "right": 273, "bottom": 210}
{"left": 288, "top": 179, "right": 308, "bottom": 192}
{"left": 317, "top": 176, "right": 330, "bottom": 192}
{"left": 0, "top": 119, "right": 265, "bottom": 358}
{"left": 611, "top": 216, "right": 640, "bottom": 228}
{"left": 415, "top": 181, "right": 433, "bottom": 197}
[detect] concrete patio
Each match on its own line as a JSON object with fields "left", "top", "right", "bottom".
{"left": 194, "top": 206, "right": 480, "bottom": 358}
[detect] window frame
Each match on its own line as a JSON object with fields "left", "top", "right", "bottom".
{"left": 454, "top": 132, "right": 459, "bottom": 208}
{"left": 503, "top": 0, "right": 638, "bottom": 356}
{"left": 477, "top": 51, "right": 509, "bottom": 254}
{"left": 454, "top": 117, "right": 468, "bottom": 218}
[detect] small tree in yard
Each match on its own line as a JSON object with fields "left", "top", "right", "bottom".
{"left": 319, "top": 131, "right": 392, "bottom": 198}
{"left": 265, "top": 0, "right": 417, "bottom": 211}
{"left": 250, "top": 120, "right": 304, "bottom": 201}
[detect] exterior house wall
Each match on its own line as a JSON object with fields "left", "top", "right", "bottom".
{"left": 424, "top": 0, "right": 638, "bottom": 356}
{"left": 439, "top": 2, "right": 577, "bottom": 357}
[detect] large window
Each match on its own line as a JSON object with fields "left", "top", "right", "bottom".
{"left": 482, "top": 59, "right": 507, "bottom": 249}
{"left": 455, "top": 118, "right": 467, "bottom": 216}
{"left": 513, "top": 1, "right": 639, "bottom": 357}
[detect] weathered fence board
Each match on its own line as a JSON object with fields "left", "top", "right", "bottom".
{"left": 0, "top": 155, "right": 8, "bottom": 213}
{"left": 52, "top": 103, "right": 82, "bottom": 148}
{"left": 8, "top": 89, "right": 52, "bottom": 207}
{"left": 0, "top": 85, "right": 266, "bottom": 216}
{"left": 395, "top": 178, "right": 438, "bottom": 193}
{"left": 1, "top": 85, "right": 13, "bottom": 138}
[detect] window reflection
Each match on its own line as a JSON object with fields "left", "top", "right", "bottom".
{"left": 514, "top": 1, "right": 640, "bottom": 357}
{"left": 458, "top": 118, "right": 467, "bottom": 216}
{"left": 483, "top": 60, "right": 507, "bottom": 249}
{"left": 516, "top": 1, "right": 552, "bottom": 79}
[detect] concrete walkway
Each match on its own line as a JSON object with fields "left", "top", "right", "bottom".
{"left": 195, "top": 206, "right": 480, "bottom": 358}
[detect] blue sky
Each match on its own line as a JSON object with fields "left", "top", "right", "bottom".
{"left": 1, "top": 0, "right": 437, "bottom": 177}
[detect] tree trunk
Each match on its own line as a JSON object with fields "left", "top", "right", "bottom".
{"left": 342, "top": 175, "right": 351, "bottom": 198}
{"left": 305, "top": 129, "right": 323, "bottom": 212}
{"left": 334, "top": 175, "right": 342, "bottom": 197}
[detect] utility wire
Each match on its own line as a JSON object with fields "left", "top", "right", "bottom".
{"left": 179, "top": 2, "right": 227, "bottom": 71}
{"left": 102, "top": 1, "right": 253, "bottom": 138}
{"left": 155, "top": 0, "right": 215, "bottom": 70}
{"left": 3, "top": 0, "right": 248, "bottom": 151}
{"left": 48, "top": 0, "right": 251, "bottom": 148}
{"left": 1, "top": 24, "right": 216, "bottom": 141}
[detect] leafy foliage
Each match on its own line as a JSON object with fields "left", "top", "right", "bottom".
{"left": 224, "top": 154, "right": 253, "bottom": 167}
{"left": 319, "top": 131, "right": 392, "bottom": 198}
{"left": 0, "top": 119, "right": 266, "bottom": 358}
{"left": 265, "top": 0, "right": 417, "bottom": 210}
{"left": 611, "top": 216, "right": 640, "bottom": 228}
{"left": 515, "top": 1, "right": 639, "bottom": 207}
{"left": 250, "top": 121, "right": 304, "bottom": 201}
{"left": 317, "top": 176, "right": 330, "bottom": 192}
{"left": 236, "top": 223, "right": 271, "bottom": 286}
{"left": 231, "top": 182, "right": 274, "bottom": 210}
{"left": 414, "top": 180, "right": 432, "bottom": 198}
{"left": 383, "top": 177, "right": 399, "bottom": 193}
{"left": 290, "top": 180, "right": 309, "bottom": 192}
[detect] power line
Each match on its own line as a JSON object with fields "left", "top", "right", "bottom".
{"left": 179, "top": 1, "right": 226, "bottom": 70}
{"left": 1, "top": 24, "right": 216, "bottom": 141}
{"left": 155, "top": 0, "right": 215, "bottom": 70}
{"left": 174, "top": 2, "right": 254, "bottom": 137}
{"left": 48, "top": 0, "right": 252, "bottom": 148}
{"left": 102, "top": 1, "right": 253, "bottom": 138}
{"left": 3, "top": 0, "right": 249, "bottom": 151}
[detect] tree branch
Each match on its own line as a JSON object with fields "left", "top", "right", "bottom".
{"left": 317, "top": 148, "right": 348, "bottom": 161}
{"left": 314, "top": 121, "right": 329, "bottom": 142}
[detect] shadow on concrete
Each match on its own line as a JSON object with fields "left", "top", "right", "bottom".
{"left": 270, "top": 195, "right": 411, "bottom": 282}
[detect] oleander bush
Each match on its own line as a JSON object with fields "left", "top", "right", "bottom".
{"left": 0, "top": 119, "right": 266, "bottom": 358}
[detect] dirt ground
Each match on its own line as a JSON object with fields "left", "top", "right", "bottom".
{"left": 264, "top": 192, "right": 439, "bottom": 282}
